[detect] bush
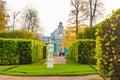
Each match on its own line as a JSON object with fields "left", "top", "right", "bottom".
{"left": 0, "top": 39, "right": 18, "bottom": 65}
{"left": 0, "top": 31, "right": 9, "bottom": 38}
{"left": 0, "top": 30, "right": 35, "bottom": 39}
{"left": 43, "top": 45, "right": 47, "bottom": 59}
{"left": 78, "top": 26, "right": 96, "bottom": 39}
{"left": 95, "top": 8, "right": 120, "bottom": 80}
{"left": 68, "top": 39, "right": 96, "bottom": 64}
{"left": 83, "top": 26, "right": 96, "bottom": 39}
{"left": 78, "top": 30, "right": 84, "bottom": 39}
{"left": 0, "top": 38, "right": 45, "bottom": 65}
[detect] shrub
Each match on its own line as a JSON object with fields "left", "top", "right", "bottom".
{"left": 83, "top": 26, "right": 96, "bottom": 39}
{"left": 0, "top": 30, "right": 9, "bottom": 38}
{"left": 43, "top": 45, "right": 47, "bottom": 59}
{"left": 95, "top": 8, "right": 120, "bottom": 80}
{"left": 68, "top": 39, "right": 96, "bottom": 64}
{"left": 78, "top": 30, "right": 84, "bottom": 39}
{"left": 0, "top": 39, "right": 18, "bottom": 65}
{"left": 0, "top": 30, "right": 35, "bottom": 39}
{"left": 0, "top": 38, "right": 45, "bottom": 65}
{"left": 78, "top": 26, "right": 96, "bottom": 39}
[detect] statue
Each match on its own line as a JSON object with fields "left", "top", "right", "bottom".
{"left": 47, "top": 40, "right": 54, "bottom": 68}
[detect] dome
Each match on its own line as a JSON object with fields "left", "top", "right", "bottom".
{"left": 58, "top": 22, "right": 63, "bottom": 28}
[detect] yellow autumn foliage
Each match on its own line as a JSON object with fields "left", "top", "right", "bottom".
{"left": 0, "top": 1, "right": 6, "bottom": 30}
{"left": 63, "top": 24, "right": 87, "bottom": 48}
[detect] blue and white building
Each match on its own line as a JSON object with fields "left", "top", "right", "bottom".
{"left": 41, "top": 22, "right": 67, "bottom": 55}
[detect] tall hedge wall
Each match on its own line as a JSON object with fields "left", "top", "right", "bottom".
{"left": 95, "top": 8, "right": 120, "bottom": 80}
{"left": 0, "top": 38, "right": 46, "bottom": 65}
{"left": 43, "top": 45, "right": 47, "bottom": 59}
{"left": 0, "top": 30, "right": 35, "bottom": 39}
{"left": 68, "top": 39, "right": 96, "bottom": 64}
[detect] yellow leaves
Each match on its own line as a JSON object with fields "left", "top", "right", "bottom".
{"left": 64, "top": 25, "right": 87, "bottom": 48}
{"left": 63, "top": 27, "right": 77, "bottom": 48}
{"left": 111, "top": 23, "right": 116, "bottom": 27}
{"left": 0, "top": 1, "right": 6, "bottom": 30}
{"left": 118, "top": 59, "right": 120, "bottom": 62}
{"left": 106, "top": 52, "right": 108, "bottom": 55}
{"left": 111, "top": 36, "right": 117, "bottom": 41}
{"left": 109, "top": 58, "right": 113, "bottom": 62}
{"left": 112, "top": 50, "right": 115, "bottom": 54}
{"left": 114, "top": 55, "right": 117, "bottom": 60}
{"left": 64, "top": 36, "right": 76, "bottom": 47}
{"left": 112, "top": 27, "right": 115, "bottom": 31}
{"left": 95, "top": 8, "right": 120, "bottom": 79}
{"left": 105, "top": 42, "right": 110, "bottom": 46}
{"left": 95, "top": 31, "right": 98, "bottom": 36}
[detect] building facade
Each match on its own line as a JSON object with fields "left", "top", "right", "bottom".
{"left": 41, "top": 22, "right": 67, "bottom": 55}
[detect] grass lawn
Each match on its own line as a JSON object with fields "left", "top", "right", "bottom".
{"left": 0, "top": 61, "right": 98, "bottom": 76}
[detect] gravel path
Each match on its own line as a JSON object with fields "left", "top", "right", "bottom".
{"left": 0, "top": 75, "right": 102, "bottom": 80}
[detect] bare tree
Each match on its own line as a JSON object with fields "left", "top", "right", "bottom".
{"left": 69, "top": 0, "right": 85, "bottom": 38}
{"left": 22, "top": 7, "right": 41, "bottom": 33}
{"left": 69, "top": 0, "right": 104, "bottom": 36}
{"left": 12, "top": 11, "right": 20, "bottom": 30}
{"left": 86, "top": 0, "right": 104, "bottom": 26}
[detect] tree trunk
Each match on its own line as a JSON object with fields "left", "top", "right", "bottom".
{"left": 76, "top": 9, "right": 79, "bottom": 39}
{"left": 89, "top": 0, "right": 93, "bottom": 27}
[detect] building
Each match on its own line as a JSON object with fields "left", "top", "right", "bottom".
{"left": 41, "top": 22, "right": 67, "bottom": 55}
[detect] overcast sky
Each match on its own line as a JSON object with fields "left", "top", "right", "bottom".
{"left": 4, "top": 0, "right": 120, "bottom": 36}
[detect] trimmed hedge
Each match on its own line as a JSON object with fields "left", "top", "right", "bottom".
{"left": 43, "top": 45, "right": 47, "bottom": 59}
{"left": 78, "top": 26, "right": 96, "bottom": 39}
{"left": 95, "top": 8, "right": 120, "bottom": 80}
{"left": 68, "top": 39, "right": 96, "bottom": 64}
{"left": 0, "top": 38, "right": 46, "bottom": 65}
{"left": 0, "top": 39, "right": 18, "bottom": 64}
{"left": 0, "top": 30, "right": 35, "bottom": 39}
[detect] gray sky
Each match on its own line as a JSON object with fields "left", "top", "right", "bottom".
{"left": 5, "top": 0, "right": 120, "bottom": 36}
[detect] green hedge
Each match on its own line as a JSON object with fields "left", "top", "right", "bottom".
{"left": 0, "top": 39, "right": 18, "bottom": 64}
{"left": 78, "top": 26, "right": 96, "bottom": 39}
{"left": 68, "top": 39, "right": 96, "bottom": 64}
{"left": 43, "top": 45, "right": 47, "bottom": 59}
{"left": 95, "top": 8, "right": 120, "bottom": 80}
{"left": 0, "top": 38, "right": 46, "bottom": 65}
{"left": 0, "top": 30, "right": 35, "bottom": 39}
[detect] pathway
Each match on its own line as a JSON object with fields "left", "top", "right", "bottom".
{"left": 0, "top": 74, "right": 102, "bottom": 80}
{"left": 53, "top": 56, "right": 66, "bottom": 64}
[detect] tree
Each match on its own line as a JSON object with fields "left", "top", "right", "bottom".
{"left": 11, "top": 11, "right": 20, "bottom": 30}
{"left": 63, "top": 27, "right": 77, "bottom": 48}
{"left": 0, "top": 0, "right": 6, "bottom": 30}
{"left": 69, "top": 0, "right": 104, "bottom": 35}
{"left": 85, "top": 0, "right": 104, "bottom": 26}
{"left": 22, "top": 7, "right": 41, "bottom": 33}
{"left": 69, "top": 0, "right": 84, "bottom": 38}
{"left": 63, "top": 24, "right": 86, "bottom": 48}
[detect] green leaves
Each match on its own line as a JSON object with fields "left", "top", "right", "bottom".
{"left": 0, "top": 39, "right": 45, "bottom": 65}
{"left": 95, "top": 8, "right": 120, "bottom": 80}
{"left": 0, "top": 30, "right": 35, "bottom": 39}
{"left": 78, "top": 26, "right": 96, "bottom": 39}
{"left": 68, "top": 39, "right": 96, "bottom": 64}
